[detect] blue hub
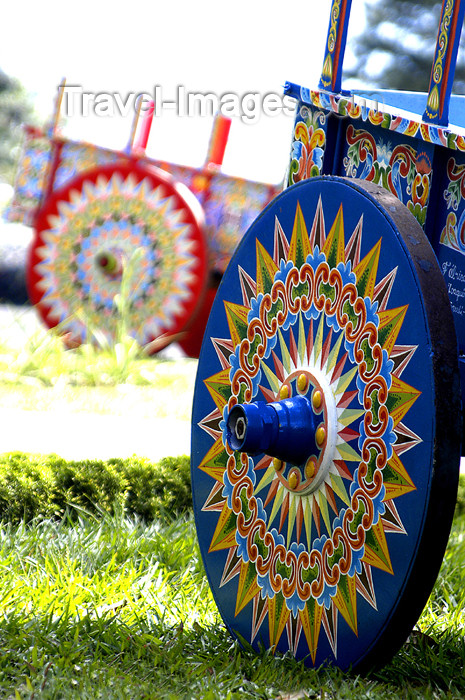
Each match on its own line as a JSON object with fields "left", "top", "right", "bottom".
{"left": 227, "top": 395, "right": 320, "bottom": 467}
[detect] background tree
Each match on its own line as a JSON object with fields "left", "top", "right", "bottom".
{"left": 0, "top": 69, "right": 35, "bottom": 184}
{"left": 347, "top": 0, "right": 465, "bottom": 93}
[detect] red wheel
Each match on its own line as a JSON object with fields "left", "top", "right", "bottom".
{"left": 27, "top": 162, "right": 207, "bottom": 348}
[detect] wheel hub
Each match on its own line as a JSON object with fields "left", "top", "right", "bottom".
{"left": 226, "top": 367, "right": 336, "bottom": 495}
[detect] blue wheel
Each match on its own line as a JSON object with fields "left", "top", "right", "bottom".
{"left": 191, "top": 176, "right": 461, "bottom": 671}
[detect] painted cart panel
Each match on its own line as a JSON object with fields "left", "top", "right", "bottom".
{"left": 6, "top": 128, "right": 279, "bottom": 276}
{"left": 284, "top": 85, "right": 465, "bottom": 355}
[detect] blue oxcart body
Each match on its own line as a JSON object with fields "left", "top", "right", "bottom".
{"left": 191, "top": 0, "right": 465, "bottom": 672}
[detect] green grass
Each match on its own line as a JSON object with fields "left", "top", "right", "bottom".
{"left": 0, "top": 318, "right": 197, "bottom": 422}
{"left": 1, "top": 285, "right": 465, "bottom": 695}
{"left": 0, "top": 508, "right": 464, "bottom": 699}
{"left": 0, "top": 455, "right": 461, "bottom": 697}
{"left": 0, "top": 249, "right": 194, "bottom": 393}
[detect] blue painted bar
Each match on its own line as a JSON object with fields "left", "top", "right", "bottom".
{"left": 423, "top": 0, "right": 465, "bottom": 125}
{"left": 318, "top": 0, "right": 353, "bottom": 93}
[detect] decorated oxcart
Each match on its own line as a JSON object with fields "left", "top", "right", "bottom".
{"left": 6, "top": 95, "right": 279, "bottom": 356}
{"left": 191, "top": 0, "right": 465, "bottom": 672}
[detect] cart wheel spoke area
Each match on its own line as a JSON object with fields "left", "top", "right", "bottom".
{"left": 27, "top": 163, "right": 208, "bottom": 349}
{"left": 191, "top": 176, "right": 461, "bottom": 671}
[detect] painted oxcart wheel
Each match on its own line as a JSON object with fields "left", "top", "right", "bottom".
{"left": 191, "top": 176, "right": 461, "bottom": 671}
{"left": 27, "top": 162, "right": 207, "bottom": 348}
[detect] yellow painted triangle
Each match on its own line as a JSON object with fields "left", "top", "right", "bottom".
{"left": 338, "top": 407, "right": 365, "bottom": 426}
{"left": 254, "top": 463, "right": 278, "bottom": 495}
{"left": 209, "top": 502, "right": 238, "bottom": 553}
{"left": 362, "top": 519, "right": 393, "bottom": 574}
{"left": 336, "top": 441, "right": 361, "bottom": 463}
{"left": 377, "top": 306, "right": 408, "bottom": 356}
{"left": 198, "top": 436, "right": 228, "bottom": 482}
{"left": 316, "top": 490, "right": 332, "bottom": 536}
{"left": 330, "top": 473, "right": 350, "bottom": 506}
{"left": 383, "top": 450, "right": 416, "bottom": 500}
{"left": 204, "top": 367, "right": 233, "bottom": 412}
{"left": 256, "top": 239, "right": 279, "bottom": 295}
{"left": 322, "top": 204, "right": 345, "bottom": 267}
{"left": 269, "top": 485, "right": 286, "bottom": 528}
{"left": 326, "top": 332, "right": 344, "bottom": 374}
{"left": 298, "top": 312, "right": 306, "bottom": 364}
{"left": 335, "top": 366, "right": 358, "bottom": 395}
{"left": 288, "top": 202, "right": 312, "bottom": 267}
{"left": 353, "top": 239, "right": 381, "bottom": 300}
{"left": 388, "top": 375, "right": 421, "bottom": 427}
{"left": 304, "top": 499, "right": 313, "bottom": 551}
{"left": 312, "top": 314, "right": 325, "bottom": 365}
{"left": 224, "top": 300, "right": 250, "bottom": 348}
{"left": 287, "top": 494, "right": 298, "bottom": 548}
{"left": 235, "top": 560, "right": 261, "bottom": 616}
{"left": 268, "top": 593, "right": 291, "bottom": 651}
{"left": 299, "top": 598, "right": 323, "bottom": 663}
{"left": 278, "top": 329, "right": 292, "bottom": 374}
{"left": 110, "top": 175, "right": 121, "bottom": 195}
{"left": 333, "top": 573, "right": 358, "bottom": 635}
{"left": 260, "top": 361, "right": 281, "bottom": 395}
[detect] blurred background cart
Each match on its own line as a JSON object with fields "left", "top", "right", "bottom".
{"left": 5, "top": 91, "right": 280, "bottom": 356}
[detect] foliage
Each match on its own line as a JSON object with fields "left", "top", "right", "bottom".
{"left": 0, "top": 250, "right": 194, "bottom": 390}
{"left": 0, "top": 508, "right": 464, "bottom": 698}
{"left": 0, "top": 69, "right": 35, "bottom": 184}
{"left": 348, "top": 0, "right": 465, "bottom": 93}
{"left": 1, "top": 451, "right": 464, "bottom": 529}
{"left": 455, "top": 473, "right": 465, "bottom": 517}
{"left": 0, "top": 452, "right": 192, "bottom": 524}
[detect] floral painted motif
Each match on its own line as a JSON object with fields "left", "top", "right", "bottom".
{"left": 54, "top": 143, "right": 119, "bottom": 189}
{"left": 33, "top": 171, "right": 203, "bottom": 346}
{"left": 205, "top": 176, "right": 276, "bottom": 273}
{"left": 343, "top": 125, "right": 433, "bottom": 226}
{"left": 195, "top": 197, "right": 420, "bottom": 664}
{"left": 440, "top": 157, "right": 465, "bottom": 252}
{"left": 288, "top": 107, "right": 326, "bottom": 186}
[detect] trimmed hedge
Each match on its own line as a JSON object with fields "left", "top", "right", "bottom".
{"left": 1, "top": 452, "right": 464, "bottom": 526}
{"left": 0, "top": 452, "right": 191, "bottom": 524}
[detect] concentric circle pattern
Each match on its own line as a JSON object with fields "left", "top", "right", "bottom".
{"left": 191, "top": 177, "right": 460, "bottom": 670}
{"left": 28, "top": 164, "right": 207, "bottom": 346}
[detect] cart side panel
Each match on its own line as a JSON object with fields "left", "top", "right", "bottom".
{"left": 53, "top": 142, "right": 120, "bottom": 190}
{"left": 5, "top": 129, "right": 53, "bottom": 226}
{"left": 428, "top": 146, "right": 465, "bottom": 353}
{"left": 5, "top": 132, "right": 123, "bottom": 227}
{"left": 288, "top": 97, "right": 436, "bottom": 231}
{"left": 151, "top": 160, "right": 279, "bottom": 274}
{"left": 337, "top": 117, "right": 436, "bottom": 229}
{"left": 286, "top": 89, "right": 465, "bottom": 362}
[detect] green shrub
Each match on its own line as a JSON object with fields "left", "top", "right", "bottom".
{"left": 1, "top": 451, "right": 463, "bottom": 528}
{"left": 52, "top": 457, "right": 127, "bottom": 513}
{"left": 0, "top": 453, "right": 56, "bottom": 522}
{"left": 0, "top": 452, "right": 192, "bottom": 524}
{"left": 122, "top": 455, "right": 192, "bottom": 520}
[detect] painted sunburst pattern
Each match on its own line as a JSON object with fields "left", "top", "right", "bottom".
{"left": 195, "top": 194, "right": 422, "bottom": 664}
{"left": 32, "top": 171, "right": 202, "bottom": 345}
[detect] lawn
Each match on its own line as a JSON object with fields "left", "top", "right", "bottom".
{"left": 1, "top": 311, "right": 465, "bottom": 697}
{"left": 0, "top": 500, "right": 464, "bottom": 699}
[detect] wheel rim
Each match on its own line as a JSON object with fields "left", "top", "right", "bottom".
{"left": 28, "top": 163, "right": 207, "bottom": 347}
{"left": 191, "top": 176, "right": 461, "bottom": 670}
